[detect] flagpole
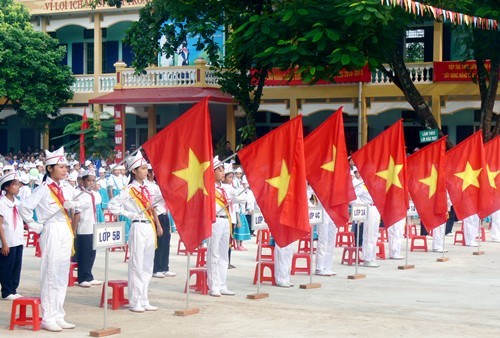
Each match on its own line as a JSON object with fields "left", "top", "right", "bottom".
{"left": 174, "top": 252, "right": 200, "bottom": 316}
{"left": 300, "top": 225, "right": 321, "bottom": 289}
{"left": 398, "top": 216, "right": 415, "bottom": 270}
{"left": 437, "top": 223, "right": 449, "bottom": 262}
{"left": 247, "top": 226, "right": 269, "bottom": 299}
{"left": 473, "top": 219, "right": 485, "bottom": 256}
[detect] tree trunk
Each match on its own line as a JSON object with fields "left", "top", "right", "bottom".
{"left": 476, "top": 59, "right": 499, "bottom": 142}
{"left": 382, "top": 32, "right": 454, "bottom": 149}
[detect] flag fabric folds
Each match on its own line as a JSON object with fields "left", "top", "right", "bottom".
{"left": 303, "top": 107, "right": 355, "bottom": 227}
{"left": 238, "top": 116, "right": 310, "bottom": 248}
{"left": 445, "top": 131, "right": 490, "bottom": 220}
{"left": 351, "top": 120, "right": 409, "bottom": 228}
{"left": 80, "top": 108, "right": 88, "bottom": 163}
{"left": 407, "top": 138, "right": 448, "bottom": 231}
{"left": 142, "top": 98, "right": 215, "bottom": 252}
{"left": 478, "top": 136, "right": 500, "bottom": 218}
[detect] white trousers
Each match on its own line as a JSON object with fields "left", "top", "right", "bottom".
{"left": 316, "top": 221, "right": 337, "bottom": 271}
{"left": 39, "top": 222, "right": 72, "bottom": 326}
{"left": 388, "top": 219, "right": 405, "bottom": 258}
{"left": 490, "top": 210, "right": 500, "bottom": 241}
{"left": 432, "top": 223, "right": 446, "bottom": 251}
{"left": 128, "top": 221, "right": 155, "bottom": 308}
{"left": 274, "top": 243, "right": 293, "bottom": 285}
{"left": 207, "top": 218, "right": 230, "bottom": 293}
{"left": 463, "top": 214, "right": 480, "bottom": 245}
{"left": 362, "top": 206, "right": 380, "bottom": 262}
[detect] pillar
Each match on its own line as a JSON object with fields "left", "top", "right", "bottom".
{"left": 114, "top": 105, "right": 126, "bottom": 163}
{"left": 93, "top": 13, "right": 103, "bottom": 93}
{"left": 226, "top": 105, "right": 236, "bottom": 148}
{"left": 360, "top": 97, "right": 368, "bottom": 147}
{"left": 433, "top": 21, "right": 443, "bottom": 62}
{"left": 42, "top": 125, "right": 50, "bottom": 150}
{"left": 432, "top": 95, "right": 442, "bottom": 127}
{"left": 289, "top": 98, "right": 298, "bottom": 119}
{"left": 147, "top": 105, "right": 157, "bottom": 139}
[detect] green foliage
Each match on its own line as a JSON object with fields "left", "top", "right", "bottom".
{"left": 51, "top": 113, "right": 117, "bottom": 160}
{"left": 0, "top": 0, "right": 74, "bottom": 131}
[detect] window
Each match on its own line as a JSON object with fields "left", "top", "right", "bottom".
{"left": 405, "top": 27, "right": 433, "bottom": 62}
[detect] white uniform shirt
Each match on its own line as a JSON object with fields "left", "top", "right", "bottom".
{"left": 353, "top": 179, "right": 374, "bottom": 205}
{"left": 19, "top": 177, "right": 78, "bottom": 225}
{"left": 146, "top": 180, "right": 167, "bottom": 216}
{"left": 0, "top": 195, "right": 24, "bottom": 248}
{"left": 75, "top": 189, "right": 102, "bottom": 234}
{"left": 18, "top": 185, "right": 32, "bottom": 204}
{"left": 108, "top": 180, "right": 154, "bottom": 221}
{"left": 107, "top": 174, "right": 125, "bottom": 192}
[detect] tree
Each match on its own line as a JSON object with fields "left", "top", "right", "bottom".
{"left": 0, "top": 0, "right": 74, "bottom": 131}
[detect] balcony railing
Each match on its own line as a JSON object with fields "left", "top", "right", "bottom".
{"left": 71, "top": 61, "right": 435, "bottom": 94}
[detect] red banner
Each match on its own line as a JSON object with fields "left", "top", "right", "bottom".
{"left": 433, "top": 60, "right": 495, "bottom": 82}
{"left": 263, "top": 65, "right": 371, "bottom": 86}
{"left": 114, "top": 105, "right": 125, "bottom": 163}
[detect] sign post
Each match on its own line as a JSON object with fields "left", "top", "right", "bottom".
{"left": 348, "top": 204, "right": 368, "bottom": 280}
{"left": 90, "top": 222, "right": 125, "bottom": 337}
{"left": 398, "top": 203, "right": 416, "bottom": 270}
{"left": 300, "top": 206, "right": 323, "bottom": 289}
{"left": 247, "top": 210, "right": 270, "bottom": 300}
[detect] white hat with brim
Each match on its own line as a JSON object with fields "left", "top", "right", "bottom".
{"left": 45, "top": 146, "right": 68, "bottom": 166}
{"left": 213, "top": 156, "right": 222, "bottom": 170}
{"left": 82, "top": 169, "right": 96, "bottom": 177}
{"left": 3, "top": 165, "right": 14, "bottom": 173}
{"left": 126, "top": 152, "right": 147, "bottom": 171}
{"left": 0, "top": 172, "right": 18, "bottom": 188}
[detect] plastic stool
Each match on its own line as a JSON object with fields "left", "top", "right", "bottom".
{"left": 256, "top": 229, "right": 270, "bottom": 244}
{"left": 35, "top": 241, "right": 41, "bottom": 257}
{"left": 104, "top": 212, "right": 116, "bottom": 222}
{"left": 404, "top": 224, "right": 417, "bottom": 238}
{"left": 376, "top": 242, "right": 386, "bottom": 259}
{"left": 196, "top": 247, "right": 207, "bottom": 267}
{"left": 341, "top": 247, "right": 363, "bottom": 265}
{"left": 25, "top": 231, "right": 39, "bottom": 248}
{"left": 100, "top": 280, "right": 129, "bottom": 310}
{"left": 184, "top": 268, "right": 208, "bottom": 295}
{"left": 338, "top": 222, "right": 350, "bottom": 232}
{"left": 68, "top": 262, "right": 78, "bottom": 287}
{"left": 336, "top": 231, "right": 354, "bottom": 247}
{"left": 10, "top": 297, "right": 41, "bottom": 331}
{"left": 454, "top": 230, "right": 465, "bottom": 246}
{"left": 297, "top": 235, "right": 315, "bottom": 253}
{"left": 256, "top": 244, "right": 274, "bottom": 261}
{"left": 410, "top": 235, "right": 428, "bottom": 251}
{"left": 291, "top": 253, "right": 311, "bottom": 275}
{"left": 123, "top": 244, "right": 129, "bottom": 263}
{"left": 177, "top": 239, "right": 188, "bottom": 255}
{"left": 477, "top": 228, "right": 486, "bottom": 242}
{"left": 379, "top": 227, "right": 388, "bottom": 243}
{"left": 253, "top": 261, "right": 276, "bottom": 285}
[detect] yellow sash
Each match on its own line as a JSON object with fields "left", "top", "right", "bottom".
{"left": 215, "top": 188, "right": 232, "bottom": 238}
{"left": 129, "top": 187, "right": 157, "bottom": 248}
{"left": 47, "top": 184, "right": 75, "bottom": 254}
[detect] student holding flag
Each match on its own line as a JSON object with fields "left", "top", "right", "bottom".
{"left": 108, "top": 151, "right": 163, "bottom": 313}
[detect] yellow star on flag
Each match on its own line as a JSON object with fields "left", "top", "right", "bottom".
{"left": 172, "top": 148, "right": 210, "bottom": 202}
{"left": 454, "top": 161, "right": 482, "bottom": 191}
{"left": 375, "top": 156, "right": 404, "bottom": 192}
{"left": 486, "top": 164, "right": 500, "bottom": 189}
{"left": 419, "top": 164, "right": 438, "bottom": 198}
{"left": 320, "top": 145, "right": 337, "bottom": 173}
{"left": 266, "top": 160, "right": 291, "bottom": 206}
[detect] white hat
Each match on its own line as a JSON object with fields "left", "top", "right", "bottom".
{"left": 45, "top": 146, "right": 68, "bottom": 166}
{"left": 19, "top": 173, "right": 30, "bottom": 185}
{"left": 29, "top": 174, "right": 39, "bottom": 182}
{"left": 98, "top": 167, "right": 106, "bottom": 173}
{"left": 234, "top": 167, "right": 243, "bottom": 174}
{"left": 84, "top": 160, "right": 91, "bottom": 167}
{"left": 82, "top": 169, "right": 96, "bottom": 177}
{"left": 213, "top": 156, "right": 222, "bottom": 170}
{"left": 147, "top": 164, "right": 152, "bottom": 170}
{"left": 223, "top": 163, "right": 233, "bottom": 175}
{"left": 3, "top": 165, "right": 14, "bottom": 173}
{"left": 35, "top": 160, "right": 43, "bottom": 167}
{"left": 68, "top": 171, "right": 78, "bottom": 182}
{"left": 0, "top": 172, "right": 18, "bottom": 188}
{"left": 18, "top": 163, "right": 24, "bottom": 168}
{"left": 126, "top": 152, "right": 147, "bottom": 171}
{"left": 101, "top": 162, "right": 108, "bottom": 167}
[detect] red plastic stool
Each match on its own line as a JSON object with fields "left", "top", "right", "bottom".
{"left": 184, "top": 268, "right": 208, "bottom": 295}
{"left": 253, "top": 261, "right": 276, "bottom": 285}
{"left": 477, "top": 227, "right": 486, "bottom": 242}
{"left": 256, "top": 229, "right": 270, "bottom": 244}
{"left": 123, "top": 244, "right": 129, "bottom": 263}
{"left": 410, "top": 235, "right": 428, "bottom": 251}
{"left": 177, "top": 239, "right": 188, "bottom": 255}
{"left": 341, "top": 247, "right": 363, "bottom": 265}
{"left": 379, "top": 227, "right": 388, "bottom": 243}
{"left": 68, "top": 262, "right": 78, "bottom": 287}
{"left": 256, "top": 244, "right": 274, "bottom": 261}
{"left": 404, "top": 224, "right": 417, "bottom": 238}
{"left": 376, "top": 242, "right": 386, "bottom": 259}
{"left": 10, "top": 297, "right": 41, "bottom": 331}
{"left": 454, "top": 230, "right": 465, "bottom": 246}
{"left": 25, "top": 231, "right": 39, "bottom": 247}
{"left": 196, "top": 247, "right": 207, "bottom": 267}
{"left": 336, "top": 231, "right": 354, "bottom": 247}
{"left": 104, "top": 212, "right": 116, "bottom": 222}
{"left": 291, "top": 253, "right": 311, "bottom": 275}
{"left": 100, "top": 280, "right": 129, "bottom": 309}
{"left": 35, "top": 241, "right": 42, "bottom": 257}
{"left": 297, "top": 235, "right": 315, "bottom": 253}
{"left": 338, "top": 222, "right": 350, "bottom": 232}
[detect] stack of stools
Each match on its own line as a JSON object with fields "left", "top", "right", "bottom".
{"left": 177, "top": 239, "right": 188, "bottom": 255}
{"left": 196, "top": 247, "right": 207, "bottom": 267}
{"left": 185, "top": 268, "right": 208, "bottom": 295}
{"left": 68, "top": 262, "right": 78, "bottom": 287}
{"left": 25, "top": 231, "right": 39, "bottom": 248}
{"left": 10, "top": 297, "right": 41, "bottom": 331}
{"left": 410, "top": 235, "right": 428, "bottom": 252}
{"left": 100, "top": 280, "right": 129, "bottom": 309}
{"left": 253, "top": 229, "right": 276, "bottom": 285}
{"left": 336, "top": 231, "right": 354, "bottom": 247}
{"left": 341, "top": 247, "right": 363, "bottom": 265}
{"left": 253, "top": 261, "right": 276, "bottom": 285}
{"left": 256, "top": 229, "right": 270, "bottom": 244}
{"left": 379, "top": 227, "right": 388, "bottom": 242}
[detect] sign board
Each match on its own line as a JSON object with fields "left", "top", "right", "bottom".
{"left": 93, "top": 222, "right": 125, "bottom": 250}
{"left": 352, "top": 204, "right": 369, "bottom": 221}
{"left": 419, "top": 129, "right": 439, "bottom": 143}
{"left": 407, "top": 201, "right": 418, "bottom": 217}
{"left": 308, "top": 206, "right": 324, "bottom": 225}
{"left": 251, "top": 210, "right": 268, "bottom": 230}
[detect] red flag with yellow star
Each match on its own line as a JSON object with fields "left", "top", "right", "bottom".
{"left": 445, "top": 131, "right": 490, "bottom": 221}
{"left": 478, "top": 136, "right": 500, "bottom": 218}
{"left": 351, "top": 120, "right": 409, "bottom": 228}
{"left": 304, "top": 107, "right": 356, "bottom": 227}
{"left": 238, "top": 116, "right": 310, "bottom": 247}
{"left": 407, "top": 138, "right": 448, "bottom": 231}
{"left": 142, "top": 98, "right": 215, "bottom": 252}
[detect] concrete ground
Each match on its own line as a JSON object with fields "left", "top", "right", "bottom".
{"left": 1, "top": 225, "right": 499, "bottom": 337}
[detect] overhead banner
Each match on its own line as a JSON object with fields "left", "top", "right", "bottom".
{"left": 264, "top": 65, "right": 371, "bottom": 86}
{"left": 433, "top": 61, "right": 495, "bottom": 82}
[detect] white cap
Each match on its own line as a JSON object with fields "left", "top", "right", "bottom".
{"left": 84, "top": 160, "right": 91, "bottom": 167}
{"left": 68, "top": 171, "right": 78, "bottom": 182}
{"left": 19, "top": 173, "right": 30, "bottom": 185}
{"left": 98, "top": 167, "right": 106, "bottom": 173}
{"left": 0, "top": 172, "right": 18, "bottom": 187}
{"left": 126, "top": 152, "right": 147, "bottom": 171}
{"left": 213, "top": 156, "right": 222, "bottom": 170}
{"left": 45, "top": 146, "right": 68, "bottom": 166}
{"left": 234, "top": 167, "right": 243, "bottom": 174}
{"left": 115, "top": 164, "right": 125, "bottom": 170}
{"left": 82, "top": 169, "right": 96, "bottom": 177}
{"left": 223, "top": 163, "right": 232, "bottom": 175}
{"left": 3, "top": 165, "right": 14, "bottom": 173}
{"left": 35, "top": 160, "right": 43, "bottom": 167}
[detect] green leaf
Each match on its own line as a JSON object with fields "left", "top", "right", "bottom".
{"left": 341, "top": 54, "right": 350, "bottom": 66}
